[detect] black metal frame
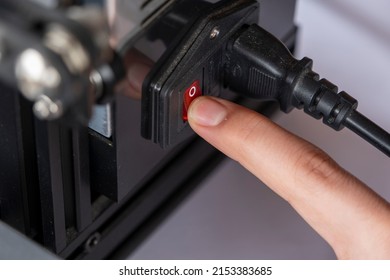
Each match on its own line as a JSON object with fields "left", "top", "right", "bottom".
{"left": 0, "top": 0, "right": 297, "bottom": 259}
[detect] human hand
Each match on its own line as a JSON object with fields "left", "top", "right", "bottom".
{"left": 188, "top": 96, "right": 390, "bottom": 259}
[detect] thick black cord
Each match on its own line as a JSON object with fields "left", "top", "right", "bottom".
{"left": 345, "top": 111, "right": 390, "bottom": 157}
{"left": 225, "top": 24, "right": 390, "bottom": 157}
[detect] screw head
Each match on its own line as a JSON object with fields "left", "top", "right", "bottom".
{"left": 84, "top": 232, "right": 101, "bottom": 252}
{"left": 210, "top": 26, "right": 220, "bottom": 39}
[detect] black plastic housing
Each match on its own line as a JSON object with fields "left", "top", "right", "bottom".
{"left": 142, "top": 0, "right": 259, "bottom": 149}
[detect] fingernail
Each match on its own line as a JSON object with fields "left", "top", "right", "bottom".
{"left": 188, "top": 97, "right": 227, "bottom": 126}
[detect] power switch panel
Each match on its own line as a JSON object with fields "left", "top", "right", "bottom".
{"left": 142, "top": 0, "right": 259, "bottom": 148}
{"left": 182, "top": 80, "right": 202, "bottom": 121}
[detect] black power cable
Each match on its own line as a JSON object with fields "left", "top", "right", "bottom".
{"left": 225, "top": 24, "right": 390, "bottom": 157}
{"left": 344, "top": 111, "right": 390, "bottom": 156}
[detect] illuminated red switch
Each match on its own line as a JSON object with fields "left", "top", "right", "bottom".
{"left": 182, "top": 80, "right": 202, "bottom": 121}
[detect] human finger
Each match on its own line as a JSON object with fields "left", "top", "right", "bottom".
{"left": 188, "top": 96, "right": 390, "bottom": 259}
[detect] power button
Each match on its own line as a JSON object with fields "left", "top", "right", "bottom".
{"left": 182, "top": 80, "right": 202, "bottom": 121}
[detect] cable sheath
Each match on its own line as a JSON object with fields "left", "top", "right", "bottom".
{"left": 344, "top": 110, "right": 390, "bottom": 157}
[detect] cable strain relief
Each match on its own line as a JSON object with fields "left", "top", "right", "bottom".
{"left": 330, "top": 91, "right": 358, "bottom": 130}
{"left": 293, "top": 75, "right": 358, "bottom": 131}
{"left": 280, "top": 57, "right": 314, "bottom": 113}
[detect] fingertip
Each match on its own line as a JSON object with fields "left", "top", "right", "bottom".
{"left": 188, "top": 96, "right": 228, "bottom": 127}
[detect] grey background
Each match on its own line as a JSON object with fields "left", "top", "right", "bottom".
{"left": 129, "top": 0, "right": 390, "bottom": 259}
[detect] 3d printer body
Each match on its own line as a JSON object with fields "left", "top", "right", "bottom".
{"left": 0, "top": 0, "right": 297, "bottom": 259}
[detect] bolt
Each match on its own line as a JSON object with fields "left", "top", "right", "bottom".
{"left": 210, "top": 26, "right": 220, "bottom": 39}
{"left": 33, "top": 96, "right": 63, "bottom": 120}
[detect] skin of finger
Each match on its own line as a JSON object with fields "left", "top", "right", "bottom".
{"left": 188, "top": 96, "right": 390, "bottom": 259}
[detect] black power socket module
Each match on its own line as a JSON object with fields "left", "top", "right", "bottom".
{"left": 141, "top": 0, "right": 259, "bottom": 149}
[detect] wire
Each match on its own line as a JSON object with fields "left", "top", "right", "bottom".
{"left": 345, "top": 111, "right": 390, "bottom": 157}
